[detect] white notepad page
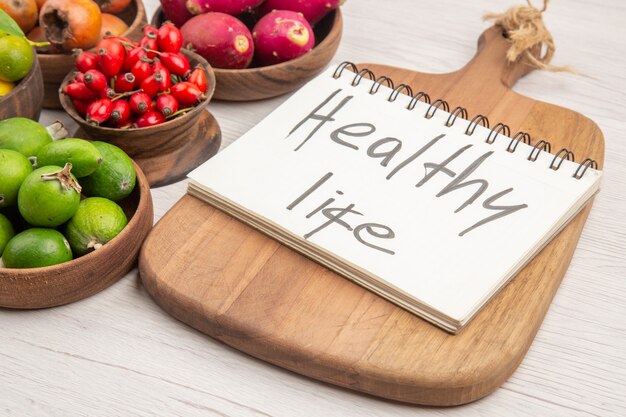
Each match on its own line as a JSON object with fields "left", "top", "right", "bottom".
{"left": 188, "top": 67, "right": 602, "bottom": 331}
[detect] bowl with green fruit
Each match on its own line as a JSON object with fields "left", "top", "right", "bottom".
{"left": 0, "top": 10, "right": 44, "bottom": 120}
{"left": 0, "top": 117, "right": 153, "bottom": 309}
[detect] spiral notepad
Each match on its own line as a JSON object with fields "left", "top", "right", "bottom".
{"left": 187, "top": 63, "right": 602, "bottom": 333}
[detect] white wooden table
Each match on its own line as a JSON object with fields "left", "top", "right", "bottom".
{"left": 2, "top": 0, "right": 625, "bottom": 415}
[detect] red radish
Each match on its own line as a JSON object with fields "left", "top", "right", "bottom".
{"left": 113, "top": 72, "right": 136, "bottom": 93}
{"left": 160, "top": 0, "right": 193, "bottom": 27}
{"left": 187, "top": 66, "right": 207, "bottom": 93}
{"left": 86, "top": 98, "right": 113, "bottom": 125}
{"left": 185, "top": 0, "right": 264, "bottom": 15}
{"left": 261, "top": 0, "right": 344, "bottom": 25}
{"left": 253, "top": 10, "right": 315, "bottom": 66}
{"left": 109, "top": 100, "right": 131, "bottom": 125}
{"left": 157, "top": 22, "right": 183, "bottom": 53}
{"left": 135, "top": 111, "right": 166, "bottom": 128}
{"left": 156, "top": 94, "right": 179, "bottom": 116}
{"left": 171, "top": 81, "right": 205, "bottom": 106}
{"left": 83, "top": 69, "right": 108, "bottom": 92}
{"left": 63, "top": 82, "right": 97, "bottom": 100}
{"left": 72, "top": 99, "right": 90, "bottom": 117}
{"left": 129, "top": 91, "right": 153, "bottom": 114}
{"left": 181, "top": 13, "right": 254, "bottom": 69}
{"left": 75, "top": 50, "right": 99, "bottom": 73}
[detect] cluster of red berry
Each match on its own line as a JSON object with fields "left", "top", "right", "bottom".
{"left": 62, "top": 23, "right": 208, "bottom": 128}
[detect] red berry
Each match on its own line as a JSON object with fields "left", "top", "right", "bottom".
{"left": 109, "top": 99, "right": 131, "bottom": 125}
{"left": 70, "top": 71, "right": 85, "bottom": 84}
{"left": 97, "top": 38, "right": 126, "bottom": 77}
{"left": 113, "top": 73, "right": 136, "bottom": 93}
{"left": 86, "top": 98, "right": 113, "bottom": 125}
{"left": 140, "top": 74, "right": 160, "bottom": 98}
{"left": 157, "top": 23, "right": 183, "bottom": 53}
{"left": 129, "top": 91, "right": 153, "bottom": 114}
{"left": 63, "top": 82, "right": 97, "bottom": 100}
{"left": 123, "top": 47, "right": 147, "bottom": 72}
{"left": 156, "top": 94, "right": 178, "bottom": 117}
{"left": 187, "top": 66, "right": 208, "bottom": 93}
{"left": 135, "top": 111, "right": 166, "bottom": 128}
{"left": 75, "top": 51, "right": 98, "bottom": 73}
{"left": 143, "top": 25, "right": 158, "bottom": 38}
{"left": 140, "top": 37, "right": 159, "bottom": 58}
{"left": 83, "top": 69, "right": 108, "bottom": 92}
{"left": 99, "top": 87, "right": 116, "bottom": 99}
{"left": 131, "top": 58, "right": 152, "bottom": 87}
{"left": 159, "top": 52, "right": 190, "bottom": 77}
{"left": 72, "top": 99, "right": 91, "bottom": 117}
{"left": 171, "top": 81, "right": 205, "bottom": 106}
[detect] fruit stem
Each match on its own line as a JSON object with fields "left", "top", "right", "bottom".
{"left": 112, "top": 89, "right": 142, "bottom": 101}
{"left": 40, "top": 163, "right": 82, "bottom": 193}
{"left": 27, "top": 39, "right": 51, "bottom": 47}
{"left": 166, "top": 107, "right": 194, "bottom": 119}
{"left": 46, "top": 121, "right": 69, "bottom": 140}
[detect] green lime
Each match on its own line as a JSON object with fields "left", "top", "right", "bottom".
{"left": 0, "top": 117, "right": 53, "bottom": 158}
{"left": 2, "top": 228, "right": 73, "bottom": 268}
{"left": 18, "top": 164, "right": 81, "bottom": 227}
{"left": 65, "top": 197, "right": 127, "bottom": 256}
{"left": 36, "top": 138, "right": 103, "bottom": 178}
{"left": 80, "top": 142, "right": 136, "bottom": 202}
{"left": 0, "top": 148, "right": 33, "bottom": 208}
{"left": 0, "top": 34, "right": 33, "bottom": 82}
{"left": 0, "top": 213, "right": 15, "bottom": 256}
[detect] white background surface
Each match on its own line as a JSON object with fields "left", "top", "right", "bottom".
{"left": 2, "top": 0, "right": 625, "bottom": 415}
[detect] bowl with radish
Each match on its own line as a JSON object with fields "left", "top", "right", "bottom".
{"left": 32, "top": 0, "right": 148, "bottom": 109}
{"left": 151, "top": 0, "right": 343, "bottom": 101}
{"left": 58, "top": 30, "right": 221, "bottom": 188}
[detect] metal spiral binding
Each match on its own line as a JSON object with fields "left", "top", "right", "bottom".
{"left": 333, "top": 62, "right": 598, "bottom": 179}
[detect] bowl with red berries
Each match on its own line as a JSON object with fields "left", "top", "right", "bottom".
{"left": 151, "top": 0, "right": 343, "bottom": 101}
{"left": 58, "top": 23, "right": 219, "bottom": 187}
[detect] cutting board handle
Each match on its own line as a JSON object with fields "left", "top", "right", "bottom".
{"left": 466, "top": 26, "right": 539, "bottom": 89}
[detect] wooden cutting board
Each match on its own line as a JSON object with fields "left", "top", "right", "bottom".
{"left": 138, "top": 26, "right": 604, "bottom": 406}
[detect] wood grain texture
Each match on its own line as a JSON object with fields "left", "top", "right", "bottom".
{"left": 138, "top": 26, "right": 604, "bottom": 405}
{"left": 39, "top": 0, "right": 148, "bottom": 109}
{"left": 75, "top": 110, "right": 222, "bottom": 188}
{"left": 152, "top": 7, "right": 343, "bottom": 101}
{"left": 2, "top": 0, "right": 625, "bottom": 415}
{"left": 0, "top": 162, "right": 153, "bottom": 309}
{"left": 0, "top": 53, "right": 44, "bottom": 121}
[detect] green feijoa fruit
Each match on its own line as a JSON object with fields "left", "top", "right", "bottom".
{"left": 0, "top": 34, "right": 33, "bottom": 83}
{"left": 36, "top": 138, "right": 103, "bottom": 178}
{"left": 0, "top": 117, "right": 52, "bottom": 158}
{"left": 17, "top": 164, "right": 81, "bottom": 227}
{"left": 0, "top": 148, "right": 33, "bottom": 208}
{"left": 65, "top": 197, "right": 127, "bottom": 256}
{"left": 2, "top": 228, "right": 73, "bottom": 268}
{"left": 0, "top": 212, "right": 15, "bottom": 256}
{"left": 80, "top": 142, "right": 136, "bottom": 201}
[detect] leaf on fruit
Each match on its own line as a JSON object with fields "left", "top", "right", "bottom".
{"left": 0, "top": 10, "right": 25, "bottom": 37}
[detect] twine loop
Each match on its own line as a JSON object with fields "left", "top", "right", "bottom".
{"left": 484, "top": 0, "right": 574, "bottom": 72}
